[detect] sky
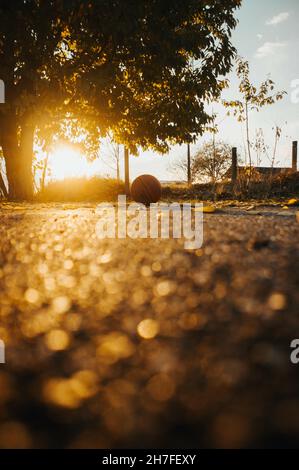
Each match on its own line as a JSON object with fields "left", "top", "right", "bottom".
{"left": 49, "top": 0, "right": 299, "bottom": 183}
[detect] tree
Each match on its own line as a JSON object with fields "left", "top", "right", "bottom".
{"left": 169, "top": 151, "right": 195, "bottom": 183}
{"left": 192, "top": 141, "right": 232, "bottom": 184}
{"left": 101, "top": 136, "right": 121, "bottom": 181}
{"left": 0, "top": 0, "right": 241, "bottom": 200}
{"left": 223, "top": 56, "right": 286, "bottom": 171}
{"left": 0, "top": 1, "right": 72, "bottom": 199}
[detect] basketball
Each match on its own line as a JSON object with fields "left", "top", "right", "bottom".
{"left": 131, "top": 175, "right": 162, "bottom": 205}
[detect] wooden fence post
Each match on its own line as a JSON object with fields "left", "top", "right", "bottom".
{"left": 232, "top": 147, "right": 238, "bottom": 185}
{"left": 292, "top": 141, "right": 298, "bottom": 172}
{"left": 124, "top": 146, "right": 130, "bottom": 196}
{"left": 187, "top": 143, "right": 191, "bottom": 186}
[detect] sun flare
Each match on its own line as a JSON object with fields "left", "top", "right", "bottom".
{"left": 49, "top": 145, "right": 90, "bottom": 180}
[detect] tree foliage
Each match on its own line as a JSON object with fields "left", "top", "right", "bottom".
{"left": 0, "top": 0, "right": 241, "bottom": 199}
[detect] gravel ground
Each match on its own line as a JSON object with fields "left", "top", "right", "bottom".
{"left": 0, "top": 203, "right": 299, "bottom": 449}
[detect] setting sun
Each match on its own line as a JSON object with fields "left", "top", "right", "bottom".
{"left": 49, "top": 145, "right": 91, "bottom": 180}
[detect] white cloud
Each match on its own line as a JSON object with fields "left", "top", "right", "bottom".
{"left": 257, "top": 34, "right": 263, "bottom": 40}
{"left": 255, "top": 41, "right": 287, "bottom": 59}
{"left": 266, "top": 12, "right": 289, "bottom": 26}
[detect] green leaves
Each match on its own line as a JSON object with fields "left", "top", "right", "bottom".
{"left": 0, "top": 0, "right": 241, "bottom": 156}
{"left": 64, "top": 0, "right": 242, "bottom": 153}
{"left": 224, "top": 56, "right": 287, "bottom": 119}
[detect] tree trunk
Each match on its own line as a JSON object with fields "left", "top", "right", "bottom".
{"left": 0, "top": 171, "right": 8, "bottom": 198}
{"left": 1, "top": 115, "right": 34, "bottom": 200}
{"left": 245, "top": 101, "right": 252, "bottom": 176}
{"left": 116, "top": 144, "right": 120, "bottom": 180}
{"left": 40, "top": 153, "right": 49, "bottom": 192}
{"left": 19, "top": 122, "right": 34, "bottom": 200}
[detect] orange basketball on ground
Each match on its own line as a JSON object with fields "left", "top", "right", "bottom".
{"left": 131, "top": 175, "right": 162, "bottom": 205}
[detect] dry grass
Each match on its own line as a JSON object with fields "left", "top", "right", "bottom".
{"left": 162, "top": 172, "right": 299, "bottom": 202}
{"left": 36, "top": 177, "right": 125, "bottom": 202}
{"left": 1, "top": 172, "right": 298, "bottom": 203}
